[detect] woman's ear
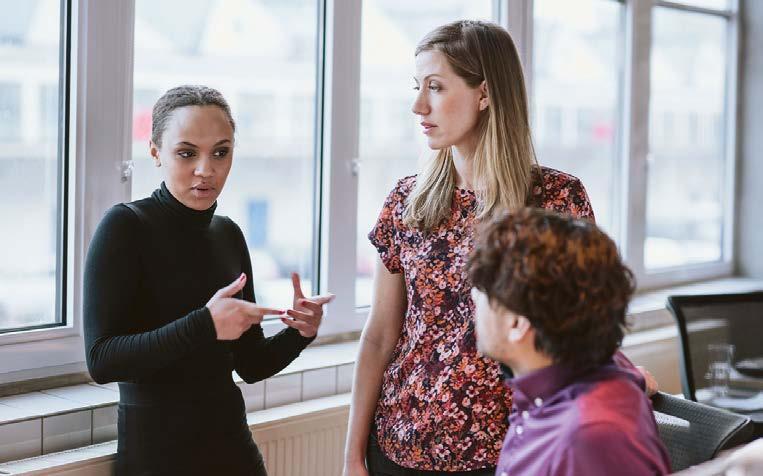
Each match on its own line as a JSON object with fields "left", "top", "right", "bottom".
{"left": 149, "top": 141, "right": 161, "bottom": 167}
{"left": 479, "top": 80, "right": 489, "bottom": 111}
{"left": 508, "top": 315, "right": 532, "bottom": 343}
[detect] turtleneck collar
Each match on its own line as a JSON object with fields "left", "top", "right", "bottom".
{"left": 152, "top": 182, "right": 217, "bottom": 228}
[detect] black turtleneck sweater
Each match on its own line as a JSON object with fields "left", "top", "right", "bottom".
{"left": 84, "top": 183, "right": 312, "bottom": 388}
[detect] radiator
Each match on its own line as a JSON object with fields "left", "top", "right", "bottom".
{"left": 252, "top": 399, "right": 350, "bottom": 476}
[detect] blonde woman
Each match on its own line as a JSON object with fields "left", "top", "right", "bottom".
{"left": 344, "top": 21, "right": 652, "bottom": 476}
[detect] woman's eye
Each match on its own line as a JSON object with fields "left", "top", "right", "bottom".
{"left": 413, "top": 85, "right": 420, "bottom": 91}
{"left": 214, "top": 148, "right": 230, "bottom": 158}
{"left": 177, "top": 150, "right": 194, "bottom": 159}
{"left": 429, "top": 84, "right": 441, "bottom": 92}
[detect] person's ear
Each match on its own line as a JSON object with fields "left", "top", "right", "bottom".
{"left": 149, "top": 141, "right": 161, "bottom": 167}
{"left": 478, "top": 80, "right": 489, "bottom": 111}
{"left": 508, "top": 315, "right": 532, "bottom": 343}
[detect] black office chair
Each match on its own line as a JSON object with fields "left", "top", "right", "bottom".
{"left": 652, "top": 392, "right": 754, "bottom": 472}
{"left": 666, "top": 292, "right": 763, "bottom": 403}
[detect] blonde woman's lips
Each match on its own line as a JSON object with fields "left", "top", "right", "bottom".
{"left": 421, "top": 122, "right": 436, "bottom": 134}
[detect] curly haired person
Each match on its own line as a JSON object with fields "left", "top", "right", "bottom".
{"left": 468, "top": 208, "right": 671, "bottom": 476}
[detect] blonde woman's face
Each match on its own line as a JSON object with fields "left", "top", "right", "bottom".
{"left": 412, "top": 50, "right": 484, "bottom": 151}
{"left": 150, "top": 105, "right": 234, "bottom": 211}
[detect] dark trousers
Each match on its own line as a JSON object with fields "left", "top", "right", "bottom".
{"left": 366, "top": 432, "right": 495, "bottom": 476}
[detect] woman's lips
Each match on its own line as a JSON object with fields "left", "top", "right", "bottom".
{"left": 191, "top": 186, "right": 215, "bottom": 198}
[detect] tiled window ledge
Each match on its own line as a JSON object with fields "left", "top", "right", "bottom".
{"left": 0, "top": 277, "right": 761, "bottom": 465}
{"left": 0, "top": 343, "right": 358, "bottom": 464}
{"left": 0, "top": 394, "right": 352, "bottom": 475}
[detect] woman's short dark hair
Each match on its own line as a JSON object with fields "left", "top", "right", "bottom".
{"left": 151, "top": 85, "right": 236, "bottom": 147}
{"left": 467, "top": 207, "right": 636, "bottom": 370}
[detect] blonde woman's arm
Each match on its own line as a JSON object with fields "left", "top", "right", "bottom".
{"left": 343, "top": 257, "right": 407, "bottom": 476}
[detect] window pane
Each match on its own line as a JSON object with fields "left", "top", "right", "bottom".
{"left": 132, "top": 0, "right": 318, "bottom": 308}
{"left": 0, "top": 0, "right": 65, "bottom": 332}
{"left": 355, "top": 0, "right": 493, "bottom": 307}
{"left": 646, "top": 8, "right": 727, "bottom": 269}
{"left": 533, "top": 0, "right": 624, "bottom": 236}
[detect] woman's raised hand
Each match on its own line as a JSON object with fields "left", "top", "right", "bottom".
{"left": 281, "top": 273, "right": 335, "bottom": 338}
{"left": 206, "top": 273, "right": 284, "bottom": 341}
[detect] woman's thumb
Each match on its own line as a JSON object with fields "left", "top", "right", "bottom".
{"left": 218, "top": 273, "right": 246, "bottom": 298}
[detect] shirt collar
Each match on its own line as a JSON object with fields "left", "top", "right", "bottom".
{"left": 505, "top": 358, "right": 635, "bottom": 411}
{"left": 505, "top": 362, "right": 583, "bottom": 410}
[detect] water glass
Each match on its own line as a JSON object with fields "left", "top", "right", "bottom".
{"left": 706, "top": 343, "right": 735, "bottom": 397}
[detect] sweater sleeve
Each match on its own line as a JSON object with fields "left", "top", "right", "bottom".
{"left": 229, "top": 220, "right": 314, "bottom": 384}
{"left": 83, "top": 205, "right": 217, "bottom": 384}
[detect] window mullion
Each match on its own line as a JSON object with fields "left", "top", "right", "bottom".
{"left": 503, "top": 0, "right": 535, "bottom": 102}
{"left": 78, "top": 0, "right": 135, "bottom": 252}
{"left": 319, "top": 0, "right": 362, "bottom": 334}
{"left": 73, "top": 0, "right": 135, "bottom": 336}
{"left": 621, "top": 0, "right": 652, "bottom": 281}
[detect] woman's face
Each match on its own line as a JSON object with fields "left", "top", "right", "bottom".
{"left": 412, "top": 50, "right": 486, "bottom": 152}
{"left": 150, "top": 105, "right": 234, "bottom": 211}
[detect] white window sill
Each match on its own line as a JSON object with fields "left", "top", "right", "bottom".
{"left": 0, "top": 277, "right": 761, "bottom": 466}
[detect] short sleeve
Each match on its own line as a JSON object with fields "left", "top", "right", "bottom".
{"left": 565, "top": 177, "right": 596, "bottom": 223}
{"left": 368, "top": 178, "right": 409, "bottom": 274}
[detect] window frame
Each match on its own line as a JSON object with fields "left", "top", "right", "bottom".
{"left": 625, "top": 0, "right": 739, "bottom": 290}
{"left": 0, "top": 0, "right": 136, "bottom": 381}
{"left": 0, "top": 0, "right": 73, "bottom": 338}
{"left": 524, "top": 0, "right": 738, "bottom": 291}
{"left": 0, "top": 0, "right": 741, "bottom": 382}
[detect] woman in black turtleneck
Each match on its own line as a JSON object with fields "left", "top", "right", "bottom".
{"left": 84, "top": 85, "right": 333, "bottom": 476}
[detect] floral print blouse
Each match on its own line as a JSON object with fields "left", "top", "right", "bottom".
{"left": 368, "top": 166, "right": 595, "bottom": 471}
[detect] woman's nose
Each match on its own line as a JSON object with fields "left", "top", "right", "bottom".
{"left": 411, "top": 90, "right": 429, "bottom": 116}
{"left": 194, "top": 156, "right": 214, "bottom": 177}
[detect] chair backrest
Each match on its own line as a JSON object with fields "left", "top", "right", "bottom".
{"left": 652, "top": 392, "right": 754, "bottom": 472}
{"left": 666, "top": 292, "right": 763, "bottom": 401}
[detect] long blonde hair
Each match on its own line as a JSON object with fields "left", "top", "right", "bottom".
{"left": 403, "top": 20, "right": 537, "bottom": 231}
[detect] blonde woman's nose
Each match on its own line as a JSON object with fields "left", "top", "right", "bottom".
{"left": 411, "top": 90, "right": 430, "bottom": 116}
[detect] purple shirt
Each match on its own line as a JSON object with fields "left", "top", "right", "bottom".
{"left": 496, "top": 356, "right": 671, "bottom": 476}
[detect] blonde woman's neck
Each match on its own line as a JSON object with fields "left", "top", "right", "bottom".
{"left": 452, "top": 143, "right": 476, "bottom": 190}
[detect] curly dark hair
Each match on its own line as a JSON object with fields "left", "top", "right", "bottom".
{"left": 467, "top": 207, "right": 636, "bottom": 370}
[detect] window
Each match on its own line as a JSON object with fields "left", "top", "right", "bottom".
{"left": 131, "top": 0, "right": 319, "bottom": 309}
{"left": 0, "top": 0, "right": 742, "bottom": 382}
{"left": 355, "top": 0, "right": 494, "bottom": 307}
{"left": 0, "top": 0, "right": 69, "bottom": 333}
{"left": 530, "top": 0, "right": 736, "bottom": 286}
{"left": 532, "top": 0, "right": 624, "bottom": 236}
{"left": 645, "top": 6, "right": 728, "bottom": 270}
